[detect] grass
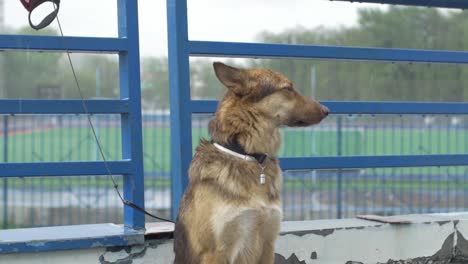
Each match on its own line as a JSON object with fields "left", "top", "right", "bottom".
{"left": 2, "top": 176, "right": 171, "bottom": 190}
{"left": 282, "top": 177, "right": 468, "bottom": 191}
{"left": 0, "top": 222, "right": 24, "bottom": 229}
{"left": 4, "top": 174, "right": 468, "bottom": 191}
{"left": 1, "top": 124, "right": 466, "bottom": 177}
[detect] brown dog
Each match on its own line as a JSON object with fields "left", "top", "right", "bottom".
{"left": 174, "top": 62, "right": 329, "bottom": 264}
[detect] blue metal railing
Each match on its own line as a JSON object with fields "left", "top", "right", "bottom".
{"left": 0, "top": 114, "right": 467, "bottom": 228}
{"left": 167, "top": 0, "right": 468, "bottom": 218}
{"left": 0, "top": 0, "right": 144, "bottom": 231}
{"left": 190, "top": 100, "right": 468, "bottom": 115}
{"left": 0, "top": 99, "right": 129, "bottom": 114}
{"left": 189, "top": 41, "right": 468, "bottom": 64}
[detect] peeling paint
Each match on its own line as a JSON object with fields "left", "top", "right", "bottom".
{"left": 142, "top": 239, "right": 174, "bottom": 263}
{"left": 309, "top": 229, "right": 335, "bottom": 237}
{"left": 105, "top": 246, "right": 131, "bottom": 253}
{"left": 99, "top": 245, "right": 146, "bottom": 264}
{"left": 147, "top": 238, "right": 173, "bottom": 249}
{"left": 130, "top": 245, "right": 146, "bottom": 255}
{"left": 26, "top": 241, "right": 46, "bottom": 247}
{"left": 282, "top": 229, "right": 335, "bottom": 237}
{"left": 100, "top": 249, "right": 130, "bottom": 263}
{"left": 437, "top": 220, "right": 451, "bottom": 226}
{"left": 91, "top": 242, "right": 106, "bottom": 248}
{"left": 345, "top": 226, "right": 365, "bottom": 230}
{"left": 455, "top": 231, "right": 468, "bottom": 258}
{"left": 373, "top": 232, "right": 455, "bottom": 264}
{"left": 275, "top": 253, "right": 307, "bottom": 264}
{"left": 432, "top": 233, "right": 454, "bottom": 260}
{"left": 380, "top": 258, "right": 452, "bottom": 264}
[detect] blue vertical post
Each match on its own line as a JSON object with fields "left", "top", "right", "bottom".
{"left": 2, "top": 116, "right": 8, "bottom": 229}
{"left": 310, "top": 66, "right": 316, "bottom": 156}
{"left": 167, "top": 0, "right": 192, "bottom": 219}
{"left": 118, "top": 0, "right": 145, "bottom": 230}
{"left": 95, "top": 67, "right": 101, "bottom": 161}
{"left": 336, "top": 116, "right": 343, "bottom": 219}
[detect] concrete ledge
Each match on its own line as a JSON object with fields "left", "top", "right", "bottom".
{"left": 276, "top": 214, "right": 468, "bottom": 263}
{"left": 0, "top": 224, "right": 144, "bottom": 254}
{"left": 3, "top": 213, "right": 468, "bottom": 263}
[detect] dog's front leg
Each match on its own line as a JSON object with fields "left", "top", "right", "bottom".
{"left": 258, "top": 241, "right": 275, "bottom": 264}
{"left": 200, "top": 251, "right": 229, "bottom": 264}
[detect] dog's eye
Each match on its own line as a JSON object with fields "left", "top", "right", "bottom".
{"left": 283, "top": 86, "right": 294, "bottom": 93}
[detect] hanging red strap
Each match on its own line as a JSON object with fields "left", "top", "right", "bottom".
{"left": 20, "top": 0, "right": 33, "bottom": 11}
{"left": 20, "top": 0, "right": 61, "bottom": 30}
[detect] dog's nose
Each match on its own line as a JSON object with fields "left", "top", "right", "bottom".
{"left": 321, "top": 106, "right": 329, "bottom": 117}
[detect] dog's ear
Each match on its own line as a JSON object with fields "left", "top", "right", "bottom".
{"left": 213, "top": 62, "right": 249, "bottom": 96}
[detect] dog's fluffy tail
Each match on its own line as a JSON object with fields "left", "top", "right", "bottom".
{"left": 174, "top": 219, "right": 198, "bottom": 264}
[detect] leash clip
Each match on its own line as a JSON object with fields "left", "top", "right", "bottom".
{"left": 20, "top": 0, "right": 61, "bottom": 30}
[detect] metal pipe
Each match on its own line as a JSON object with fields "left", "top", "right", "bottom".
{"left": 2, "top": 115, "right": 8, "bottom": 229}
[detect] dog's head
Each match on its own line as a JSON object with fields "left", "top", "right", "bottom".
{"left": 213, "top": 62, "right": 329, "bottom": 128}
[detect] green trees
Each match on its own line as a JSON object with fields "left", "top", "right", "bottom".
{"left": 61, "top": 55, "right": 119, "bottom": 99}
{"left": 2, "top": 27, "right": 119, "bottom": 99}
{"left": 254, "top": 7, "right": 468, "bottom": 102}
{"left": 140, "top": 57, "right": 169, "bottom": 109}
{"left": 3, "top": 7, "right": 468, "bottom": 105}
{"left": 3, "top": 27, "right": 62, "bottom": 98}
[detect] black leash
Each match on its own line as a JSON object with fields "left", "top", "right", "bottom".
{"left": 53, "top": 7, "right": 174, "bottom": 224}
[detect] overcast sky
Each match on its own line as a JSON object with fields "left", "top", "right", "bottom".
{"left": 5, "top": 0, "right": 385, "bottom": 57}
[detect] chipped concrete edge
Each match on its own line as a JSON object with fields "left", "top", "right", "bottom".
{"left": 274, "top": 216, "right": 468, "bottom": 264}
{"left": 4, "top": 213, "right": 468, "bottom": 264}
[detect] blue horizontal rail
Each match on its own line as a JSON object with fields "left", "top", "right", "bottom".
{"left": 280, "top": 154, "right": 468, "bottom": 170}
{"left": 0, "top": 161, "right": 133, "bottom": 177}
{"left": 332, "top": 0, "right": 468, "bottom": 9}
{"left": 0, "top": 35, "right": 128, "bottom": 53}
{"left": 191, "top": 100, "right": 468, "bottom": 115}
{"left": 0, "top": 99, "right": 129, "bottom": 114}
{"left": 189, "top": 41, "right": 468, "bottom": 64}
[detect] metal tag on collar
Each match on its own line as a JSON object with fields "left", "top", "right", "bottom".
{"left": 258, "top": 153, "right": 268, "bottom": 184}
{"left": 259, "top": 164, "right": 266, "bottom": 184}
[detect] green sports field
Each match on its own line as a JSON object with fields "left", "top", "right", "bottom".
{"left": 2, "top": 125, "right": 466, "bottom": 175}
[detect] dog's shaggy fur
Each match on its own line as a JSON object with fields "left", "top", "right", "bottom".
{"left": 174, "top": 62, "right": 329, "bottom": 264}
